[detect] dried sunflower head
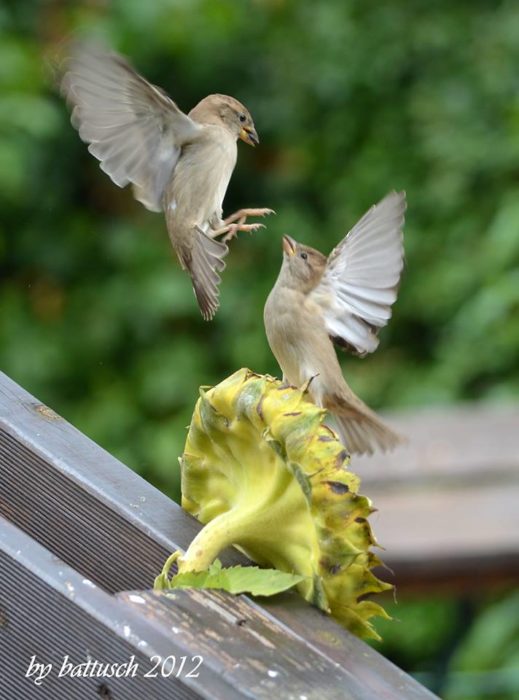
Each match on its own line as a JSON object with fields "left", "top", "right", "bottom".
{"left": 159, "top": 368, "right": 392, "bottom": 640}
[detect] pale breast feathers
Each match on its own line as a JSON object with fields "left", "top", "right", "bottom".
{"left": 168, "top": 127, "right": 237, "bottom": 229}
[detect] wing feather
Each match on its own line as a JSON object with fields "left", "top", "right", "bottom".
{"left": 311, "top": 191, "right": 406, "bottom": 356}
{"left": 61, "top": 42, "right": 202, "bottom": 212}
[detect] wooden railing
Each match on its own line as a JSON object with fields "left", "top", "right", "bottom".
{"left": 1, "top": 369, "right": 467, "bottom": 699}
{"left": 356, "top": 404, "right": 519, "bottom": 593}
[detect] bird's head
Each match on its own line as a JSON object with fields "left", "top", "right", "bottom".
{"left": 280, "top": 235, "right": 327, "bottom": 293}
{"left": 191, "top": 94, "right": 259, "bottom": 145}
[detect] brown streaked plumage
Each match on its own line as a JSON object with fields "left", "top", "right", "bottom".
{"left": 264, "top": 191, "right": 406, "bottom": 455}
{"left": 61, "top": 42, "right": 273, "bottom": 320}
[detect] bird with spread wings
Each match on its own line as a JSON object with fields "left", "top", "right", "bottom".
{"left": 61, "top": 42, "right": 273, "bottom": 320}
{"left": 264, "top": 191, "right": 406, "bottom": 454}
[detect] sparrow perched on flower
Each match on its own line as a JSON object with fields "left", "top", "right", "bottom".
{"left": 264, "top": 191, "right": 406, "bottom": 455}
{"left": 61, "top": 42, "right": 273, "bottom": 319}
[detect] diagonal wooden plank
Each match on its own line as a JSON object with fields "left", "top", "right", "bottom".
{"left": 0, "top": 516, "right": 235, "bottom": 699}
{"left": 119, "top": 589, "right": 369, "bottom": 700}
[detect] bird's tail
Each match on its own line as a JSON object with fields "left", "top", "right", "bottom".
{"left": 178, "top": 226, "right": 228, "bottom": 321}
{"left": 327, "top": 393, "right": 404, "bottom": 456}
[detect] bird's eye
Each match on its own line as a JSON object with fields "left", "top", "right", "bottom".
{"left": 239, "top": 113, "right": 247, "bottom": 123}
{"left": 300, "top": 252, "right": 308, "bottom": 261}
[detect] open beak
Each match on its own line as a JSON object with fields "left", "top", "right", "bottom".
{"left": 239, "top": 126, "right": 259, "bottom": 147}
{"left": 282, "top": 235, "right": 296, "bottom": 256}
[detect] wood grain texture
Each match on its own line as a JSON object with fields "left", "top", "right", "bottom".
{"left": 0, "top": 516, "right": 243, "bottom": 699}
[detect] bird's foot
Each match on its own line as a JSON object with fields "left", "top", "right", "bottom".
{"left": 223, "top": 207, "right": 275, "bottom": 225}
{"left": 210, "top": 208, "right": 274, "bottom": 242}
{"left": 221, "top": 222, "right": 265, "bottom": 243}
{"left": 211, "top": 220, "right": 265, "bottom": 243}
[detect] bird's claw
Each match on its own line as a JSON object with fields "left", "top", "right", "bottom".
{"left": 211, "top": 206, "right": 273, "bottom": 242}
{"left": 221, "top": 222, "right": 265, "bottom": 243}
{"left": 255, "top": 208, "right": 276, "bottom": 218}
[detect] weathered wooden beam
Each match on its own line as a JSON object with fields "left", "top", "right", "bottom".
{"left": 355, "top": 405, "right": 519, "bottom": 592}
{"left": 0, "top": 516, "right": 220, "bottom": 699}
{"left": 356, "top": 404, "right": 519, "bottom": 483}
{"left": 0, "top": 371, "right": 438, "bottom": 698}
{"left": 4, "top": 514, "right": 437, "bottom": 699}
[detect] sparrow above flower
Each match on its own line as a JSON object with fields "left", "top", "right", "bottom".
{"left": 61, "top": 42, "right": 273, "bottom": 319}
{"left": 264, "top": 191, "right": 406, "bottom": 455}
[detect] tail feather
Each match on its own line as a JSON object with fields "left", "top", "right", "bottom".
{"left": 328, "top": 394, "right": 403, "bottom": 455}
{"left": 179, "top": 226, "right": 228, "bottom": 320}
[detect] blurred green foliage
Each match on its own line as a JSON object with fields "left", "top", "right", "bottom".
{"left": 1, "top": 1, "right": 519, "bottom": 696}
{"left": 445, "top": 592, "right": 519, "bottom": 699}
{"left": 376, "top": 594, "right": 519, "bottom": 699}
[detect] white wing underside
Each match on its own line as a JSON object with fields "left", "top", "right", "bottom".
{"left": 310, "top": 191, "right": 406, "bottom": 356}
{"left": 61, "top": 42, "right": 202, "bottom": 212}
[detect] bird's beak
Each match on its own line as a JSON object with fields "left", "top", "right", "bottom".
{"left": 282, "top": 235, "right": 296, "bottom": 256}
{"left": 239, "top": 125, "right": 259, "bottom": 147}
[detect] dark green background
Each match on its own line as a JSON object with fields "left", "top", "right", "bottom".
{"left": 1, "top": 1, "right": 518, "bottom": 697}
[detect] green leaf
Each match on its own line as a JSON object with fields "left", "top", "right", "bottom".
{"left": 167, "top": 559, "right": 305, "bottom": 597}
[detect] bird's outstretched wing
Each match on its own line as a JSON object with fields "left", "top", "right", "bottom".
{"left": 61, "top": 42, "right": 202, "bottom": 212}
{"left": 310, "top": 191, "right": 406, "bottom": 356}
